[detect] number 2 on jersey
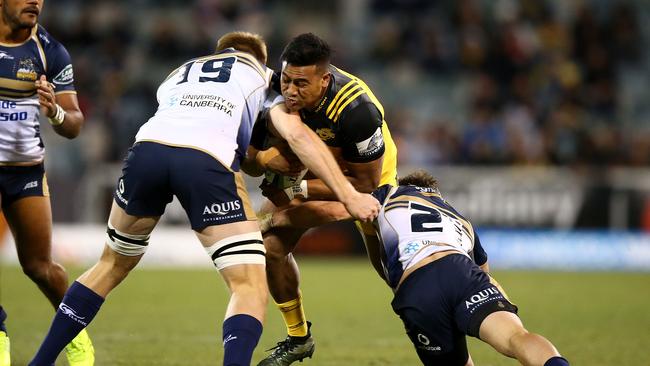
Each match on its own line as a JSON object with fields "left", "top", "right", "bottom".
{"left": 177, "top": 57, "right": 235, "bottom": 84}
{"left": 410, "top": 202, "right": 443, "bottom": 232}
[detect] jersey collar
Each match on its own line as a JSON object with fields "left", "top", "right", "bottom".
{"left": 312, "top": 67, "right": 335, "bottom": 113}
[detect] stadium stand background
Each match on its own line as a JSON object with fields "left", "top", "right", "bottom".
{"left": 6, "top": 0, "right": 646, "bottom": 266}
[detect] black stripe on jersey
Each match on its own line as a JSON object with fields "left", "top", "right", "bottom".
{"left": 384, "top": 200, "right": 410, "bottom": 212}
{"left": 216, "top": 249, "right": 266, "bottom": 258}
{"left": 326, "top": 80, "right": 358, "bottom": 118}
{"left": 332, "top": 66, "right": 385, "bottom": 119}
{"left": 331, "top": 89, "right": 366, "bottom": 122}
{"left": 106, "top": 228, "right": 149, "bottom": 247}
{"left": 461, "top": 225, "right": 472, "bottom": 239}
{"left": 211, "top": 239, "right": 264, "bottom": 260}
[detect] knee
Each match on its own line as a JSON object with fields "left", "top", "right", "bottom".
{"left": 508, "top": 328, "right": 531, "bottom": 350}
{"left": 264, "top": 246, "right": 287, "bottom": 264}
{"left": 264, "top": 239, "right": 291, "bottom": 263}
{"left": 21, "top": 259, "right": 58, "bottom": 283}
{"left": 230, "top": 280, "right": 269, "bottom": 306}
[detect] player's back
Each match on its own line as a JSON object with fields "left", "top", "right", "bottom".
{"left": 136, "top": 49, "right": 274, "bottom": 170}
{"left": 372, "top": 184, "right": 477, "bottom": 289}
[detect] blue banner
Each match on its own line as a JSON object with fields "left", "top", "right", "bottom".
{"left": 478, "top": 230, "right": 650, "bottom": 271}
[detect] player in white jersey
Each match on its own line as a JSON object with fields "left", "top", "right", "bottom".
{"left": 0, "top": 0, "right": 93, "bottom": 365}
{"left": 262, "top": 170, "right": 569, "bottom": 366}
{"left": 29, "top": 31, "right": 380, "bottom": 366}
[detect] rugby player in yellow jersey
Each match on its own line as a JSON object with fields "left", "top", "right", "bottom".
{"left": 246, "top": 33, "right": 398, "bottom": 366}
{"left": 0, "top": 0, "right": 92, "bottom": 364}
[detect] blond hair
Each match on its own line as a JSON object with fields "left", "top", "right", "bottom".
{"left": 216, "top": 31, "right": 267, "bottom": 64}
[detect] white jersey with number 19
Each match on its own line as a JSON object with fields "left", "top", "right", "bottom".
{"left": 135, "top": 48, "right": 281, "bottom": 170}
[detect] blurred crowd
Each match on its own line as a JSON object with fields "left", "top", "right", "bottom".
{"left": 39, "top": 0, "right": 648, "bottom": 177}
{"left": 368, "top": 0, "right": 649, "bottom": 167}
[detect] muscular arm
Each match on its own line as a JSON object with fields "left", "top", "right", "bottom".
{"left": 269, "top": 200, "right": 352, "bottom": 230}
{"left": 241, "top": 145, "right": 265, "bottom": 177}
{"left": 268, "top": 105, "right": 379, "bottom": 221}
{"left": 303, "top": 157, "right": 383, "bottom": 199}
{"left": 266, "top": 200, "right": 388, "bottom": 283}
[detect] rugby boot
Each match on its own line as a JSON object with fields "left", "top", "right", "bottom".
{"left": 257, "top": 322, "right": 315, "bottom": 366}
{"left": 0, "top": 331, "right": 9, "bottom": 366}
{"left": 64, "top": 329, "right": 94, "bottom": 366}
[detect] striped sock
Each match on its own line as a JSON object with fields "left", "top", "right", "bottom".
{"left": 277, "top": 297, "right": 308, "bottom": 337}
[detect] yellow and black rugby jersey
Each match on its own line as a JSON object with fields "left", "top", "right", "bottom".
{"left": 249, "top": 65, "right": 399, "bottom": 186}
{"left": 300, "top": 66, "right": 397, "bottom": 186}
{"left": 0, "top": 25, "right": 76, "bottom": 163}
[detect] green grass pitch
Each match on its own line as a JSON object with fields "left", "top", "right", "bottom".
{"left": 2, "top": 258, "right": 649, "bottom": 365}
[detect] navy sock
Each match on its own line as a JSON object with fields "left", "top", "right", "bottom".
{"left": 222, "top": 314, "right": 263, "bottom": 366}
{"left": 29, "top": 281, "right": 104, "bottom": 366}
{"left": 545, "top": 356, "right": 570, "bottom": 366}
{"left": 0, "top": 305, "right": 7, "bottom": 334}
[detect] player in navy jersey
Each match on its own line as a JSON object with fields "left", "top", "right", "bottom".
{"left": 262, "top": 170, "right": 569, "bottom": 366}
{"left": 0, "top": 0, "right": 92, "bottom": 365}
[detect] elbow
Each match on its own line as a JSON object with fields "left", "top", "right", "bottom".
{"left": 62, "top": 127, "right": 81, "bottom": 139}
{"left": 67, "top": 130, "right": 81, "bottom": 139}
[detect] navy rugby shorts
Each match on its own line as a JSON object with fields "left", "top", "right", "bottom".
{"left": 0, "top": 163, "right": 48, "bottom": 209}
{"left": 391, "top": 253, "right": 518, "bottom": 366}
{"left": 114, "top": 142, "right": 255, "bottom": 230}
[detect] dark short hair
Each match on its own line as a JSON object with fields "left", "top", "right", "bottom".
{"left": 398, "top": 170, "right": 439, "bottom": 190}
{"left": 280, "top": 33, "right": 331, "bottom": 68}
{"left": 216, "top": 31, "right": 267, "bottom": 64}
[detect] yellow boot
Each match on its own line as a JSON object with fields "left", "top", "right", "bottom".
{"left": 0, "top": 331, "right": 10, "bottom": 366}
{"left": 64, "top": 329, "right": 94, "bottom": 366}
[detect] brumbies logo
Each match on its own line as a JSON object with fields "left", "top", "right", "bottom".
{"left": 53, "top": 64, "right": 74, "bottom": 85}
{"left": 0, "top": 51, "right": 14, "bottom": 60}
{"left": 59, "top": 303, "right": 88, "bottom": 326}
{"left": 203, "top": 200, "right": 241, "bottom": 215}
{"left": 16, "top": 58, "right": 37, "bottom": 81}
{"left": 316, "top": 128, "right": 335, "bottom": 141}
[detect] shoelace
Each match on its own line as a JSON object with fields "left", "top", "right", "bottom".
{"left": 266, "top": 339, "right": 291, "bottom": 353}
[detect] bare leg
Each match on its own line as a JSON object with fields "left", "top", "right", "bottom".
{"left": 479, "top": 311, "right": 562, "bottom": 366}
{"left": 263, "top": 228, "right": 306, "bottom": 303}
{"left": 77, "top": 203, "right": 158, "bottom": 297}
{"left": 5, "top": 196, "right": 67, "bottom": 308}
